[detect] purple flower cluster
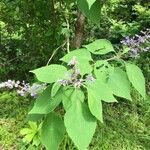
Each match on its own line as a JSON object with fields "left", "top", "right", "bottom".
{"left": 121, "top": 29, "right": 150, "bottom": 57}
{"left": 0, "top": 80, "right": 46, "bottom": 97}
{"left": 0, "top": 80, "right": 21, "bottom": 89}
{"left": 58, "top": 57, "right": 95, "bottom": 88}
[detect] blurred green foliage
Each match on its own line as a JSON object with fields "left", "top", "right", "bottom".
{"left": 0, "top": 0, "right": 150, "bottom": 81}
{"left": 86, "top": 0, "right": 150, "bottom": 42}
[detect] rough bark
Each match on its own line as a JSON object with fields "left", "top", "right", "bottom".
{"left": 72, "top": 11, "right": 85, "bottom": 49}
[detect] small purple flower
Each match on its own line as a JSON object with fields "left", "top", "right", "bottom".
{"left": 15, "top": 83, "right": 19, "bottom": 88}
{"left": 16, "top": 81, "right": 20, "bottom": 84}
{"left": 58, "top": 79, "right": 69, "bottom": 86}
{"left": 74, "top": 68, "right": 80, "bottom": 75}
{"left": 5, "top": 80, "right": 15, "bottom": 89}
{"left": 0, "top": 79, "right": 46, "bottom": 98}
{"left": 30, "top": 93, "right": 37, "bottom": 97}
{"left": 68, "top": 56, "right": 79, "bottom": 66}
{"left": 86, "top": 74, "right": 95, "bottom": 82}
{"left": 121, "top": 29, "right": 150, "bottom": 58}
{"left": 17, "top": 90, "right": 26, "bottom": 97}
{"left": 74, "top": 79, "right": 84, "bottom": 88}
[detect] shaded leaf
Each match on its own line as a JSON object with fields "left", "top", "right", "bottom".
{"left": 64, "top": 100, "right": 97, "bottom": 150}
{"left": 41, "top": 113, "right": 65, "bottom": 150}
{"left": 77, "top": 0, "right": 101, "bottom": 25}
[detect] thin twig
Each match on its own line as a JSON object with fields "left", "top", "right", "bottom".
{"left": 66, "top": 19, "right": 70, "bottom": 53}
{"left": 46, "top": 42, "right": 66, "bottom": 66}
{"left": 106, "top": 56, "right": 117, "bottom": 61}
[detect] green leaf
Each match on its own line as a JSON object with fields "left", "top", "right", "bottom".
{"left": 23, "top": 133, "right": 35, "bottom": 143}
{"left": 64, "top": 100, "right": 97, "bottom": 150}
{"left": 88, "top": 91, "right": 103, "bottom": 122}
{"left": 60, "top": 48, "right": 93, "bottom": 75}
{"left": 29, "top": 121, "right": 38, "bottom": 130}
{"left": 27, "top": 114, "right": 44, "bottom": 122}
{"left": 30, "top": 64, "right": 67, "bottom": 83}
{"left": 77, "top": 0, "right": 101, "bottom": 25}
{"left": 77, "top": 0, "right": 89, "bottom": 19}
{"left": 94, "top": 60, "right": 114, "bottom": 82}
{"left": 84, "top": 39, "right": 115, "bottom": 55}
{"left": 20, "top": 128, "right": 33, "bottom": 135}
{"left": 32, "top": 135, "right": 41, "bottom": 146}
{"left": 62, "top": 88, "right": 85, "bottom": 111}
{"left": 86, "top": 0, "right": 96, "bottom": 9}
{"left": 29, "top": 86, "right": 62, "bottom": 114}
{"left": 72, "top": 89, "right": 85, "bottom": 103}
{"left": 62, "top": 88, "right": 74, "bottom": 111}
{"left": 107, "top": 68, "right": 132, "bottom": 100}
{"left": 51, "top": 82, "right": 61, "bottom": 97}
{"left": 88, "top": 0, "right": 101, "bottom": 25}
{"left": 41, "top": 113, "right": 65, "bottom": 150}
{"left": 86, "top": 80, "right": 117, "bottom": 103}
{"left": 126, "top": 63, "right": 146, "bottom": 99}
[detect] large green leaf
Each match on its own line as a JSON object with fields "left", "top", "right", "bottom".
{"left": 86, "top": 79, "right": 117, "bottom": 102}
{"left": 64, "top": 100, "right": 97, "bottom": 150}
{"left": 126, "top": 63, "right": 146, "bottom": 99}
{"left": 84, "top": 39, "right": 115, "bottom": 55}
{"left": 94, "top": 60, "right": 114, "bottom": 82}
{"left": 30, "top": 64, "right": 67, "bottom": 83}
{"left": 77, "top": 0, "right": 101, "bottom": 25}
{"left": 107, "top": 68, "right": 132, "bottom": 100}
{"left": 62, "top": 88, "right": 85, "bottom": 111}
{"left": 60, "top": 48, "right": 93, "bottom": 75}
{"left": 29, "top": 86, "right": 62, "bottom": 114}
{"left": 41, "top": 113, "right": 65, "bottom": 150}
{"left": 88, "top": 91, "right": 103, "bottom": 122}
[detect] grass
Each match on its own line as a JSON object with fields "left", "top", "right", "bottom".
{"left": 0, "top": 91, "right": 31, "bottom": 149}
{"left": 60, "top": 93, "right": 150, "bottom": 150}
{"left": 0, "top": 90, "right": 150, "bottom": 150}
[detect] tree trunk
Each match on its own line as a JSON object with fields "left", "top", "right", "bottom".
{"left": 72, "top": 11, "right": 85, "bottom": 49}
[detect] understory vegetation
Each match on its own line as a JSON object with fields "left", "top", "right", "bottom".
{"left": 0, "top": 91, "right": 150, "bottom": 149}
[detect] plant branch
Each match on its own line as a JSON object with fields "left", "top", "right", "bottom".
{"left": 46, "top": 41, "right": 66, "bottom": 66}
